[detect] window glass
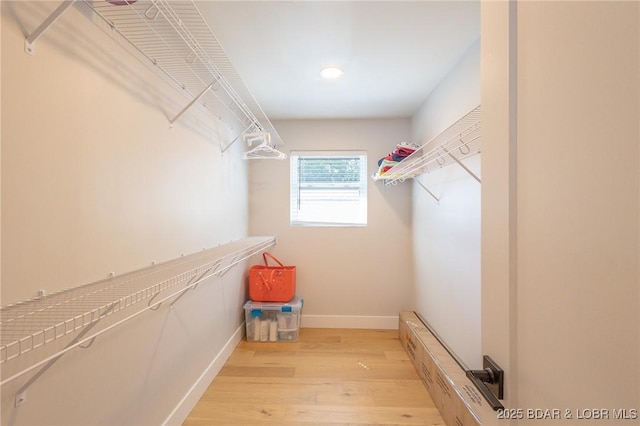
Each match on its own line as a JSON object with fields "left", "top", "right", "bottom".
{"left": 290, "top": 151, "right": 367, "bottom": 227}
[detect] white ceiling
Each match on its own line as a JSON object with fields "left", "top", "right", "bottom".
{"left": 196, "top": 1, "right": 480, "bottom": 120}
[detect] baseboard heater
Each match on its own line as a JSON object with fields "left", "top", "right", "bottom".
{"left": 399, "top": 311, "right": 501, "bottom": 426}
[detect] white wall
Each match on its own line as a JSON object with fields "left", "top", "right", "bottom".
{"left": 482, "top": 1, "right": 639, "bottom": 422}
{"left": 249, "top": 118, "right": 414, "bottom": 328}
{"left": 410, "top": 39, "right": 481, "bottom": 369}
{"left": 1, "top": 2, "right": 251, "bottom": 424}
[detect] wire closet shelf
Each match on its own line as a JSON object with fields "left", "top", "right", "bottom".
{"left": 372, "top": 105, "right": 481, "bottom": 185}
{"left": 0, "top": 236, "right": 276, "bottom": 385}
{"left": 25, "top": 0, "right": 283, "bottom": 150}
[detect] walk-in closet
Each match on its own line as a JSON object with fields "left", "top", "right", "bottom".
{"left": 1, "top": 1, "right": 638, "bottom": 425}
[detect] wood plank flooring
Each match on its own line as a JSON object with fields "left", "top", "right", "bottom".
{"left": 183, "top": 328, "right": 445, "bottom": 426}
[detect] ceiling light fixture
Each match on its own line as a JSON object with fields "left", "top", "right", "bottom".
{"left": 320, "top": 66, "right": 344, "bottom": 80}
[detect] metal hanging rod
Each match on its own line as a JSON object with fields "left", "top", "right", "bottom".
{"left": 23, "top": 0, "right": 283, "bottom": 147}
{"left": 0, "top": 236, "right": 276, "bottom": 387}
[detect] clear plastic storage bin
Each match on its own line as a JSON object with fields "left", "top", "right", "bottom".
{"left": 244, "top": 297, "right": 303, "bottom": 342}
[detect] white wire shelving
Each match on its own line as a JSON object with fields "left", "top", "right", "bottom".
{"left": 0, "top": 236, "right": 276, "bottom": 387}
{"left": 372, "top": 105, "right": 481, "bottom": 198}
{"left": 24, "top": 0, "right": 283, "bottom": 152}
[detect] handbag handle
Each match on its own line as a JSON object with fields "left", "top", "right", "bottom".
{"left": 262, "top": 252, "right": 285, "bottom": 267}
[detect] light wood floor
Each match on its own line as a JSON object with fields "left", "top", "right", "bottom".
{"left": 183, "top": 328, "right": 445, "bottom": 425}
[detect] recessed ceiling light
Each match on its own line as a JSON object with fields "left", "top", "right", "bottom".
{"left": 320, "top": 66, "right": 344, "bottom": 80}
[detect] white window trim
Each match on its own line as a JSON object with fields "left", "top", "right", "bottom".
{"left": 290, "top": 150, "right": 368, "bottom": 227}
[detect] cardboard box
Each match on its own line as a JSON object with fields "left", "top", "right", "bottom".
{"left": 399, "top": 312, "right": 483, "bottom": 426}
{"left": 399, "top": 311, "right": 423, "bottom": 371}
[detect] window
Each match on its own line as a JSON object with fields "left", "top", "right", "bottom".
{"left": 290, "top": 151, "right": 367, "bottom": 227}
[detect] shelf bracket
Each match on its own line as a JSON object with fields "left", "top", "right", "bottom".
{"left": 415, "top": 179, "right": 440, "bottom": 204}
{"left": 13, "top": 317, "right": 102, "bottom": 406}
{"left": 168, "top": 82, "right": 215, "bottom": 126}
{"left": 221, "top": 121, "right": 259, "bottom": 154}
{"left": 25, "top": 0, "right": 77, "bottom": 56}
{"left": 441, "top": 147, "right": 481, "bottom": 183}
{"left": 215, "top": 254, "right": 242, "bottom": 277}
{"left": 169, "top": 263, "right": 219, "bottom": 307}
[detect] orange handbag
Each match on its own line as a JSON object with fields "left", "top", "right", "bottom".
{"left": 249, "top": 253, "right": 296, "bottom": 302}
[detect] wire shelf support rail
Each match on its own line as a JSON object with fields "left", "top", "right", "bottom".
{"left": 24, "top": 0, "right": 283, "bottom": 150}
{"left": 372, "top": 105, "right": 481, "bottom": 189}
{"left": 0, "top": 236, "right": 276, "bottom": 388}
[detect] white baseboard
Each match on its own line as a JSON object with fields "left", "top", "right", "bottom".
{"left": 162, "top": 324, "right": 245, "bottom": 426}
{"left": 301, "top": 314, "right": 399, "bottom": 330}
